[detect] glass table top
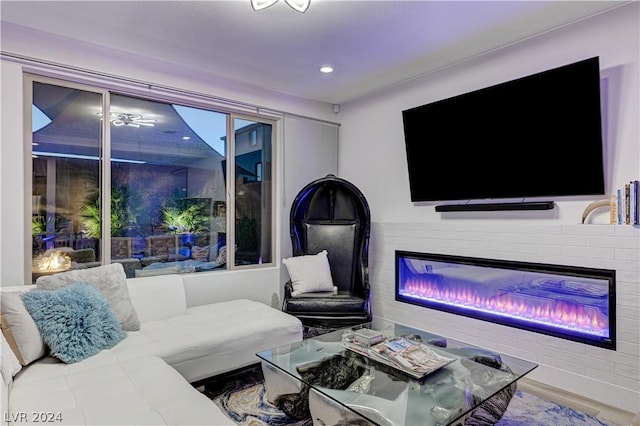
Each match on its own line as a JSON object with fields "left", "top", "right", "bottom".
{"left": 257, "top": 319, "right": 538, "bottom": 426}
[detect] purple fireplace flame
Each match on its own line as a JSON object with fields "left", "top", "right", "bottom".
{"left": 395, "top": 251, "right": 615, "bottom": 350}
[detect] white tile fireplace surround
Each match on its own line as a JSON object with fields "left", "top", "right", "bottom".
{"left": 368, "top": 221, "right": 639, "bottom": 413}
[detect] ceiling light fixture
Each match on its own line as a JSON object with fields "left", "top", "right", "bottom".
{"left": 319, "top": 65, "right": 334, "bottom": 74}
{"left": 110, "top": 113, "right": 156, "bottom": 127}
{"left": 98, "top": 112, "right": 157, "bottom": 127}
{"left": 251, "top": 0, "right": 310, "bottom": 13}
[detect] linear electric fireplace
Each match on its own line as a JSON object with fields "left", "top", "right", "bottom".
{"left": 395, "top": 251, "right": 616, "bottom": 350}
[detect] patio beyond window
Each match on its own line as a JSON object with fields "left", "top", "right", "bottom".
{"left": 30, "top": 79, "right": 274, "bottom": 282}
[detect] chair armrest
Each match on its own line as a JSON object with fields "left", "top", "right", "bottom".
{"left": 361, "top": 262, "right": 371, "bottom": 293}
{"left": 284, "top": 280, "right": 294, "bottom": 298}
{"left": 361, "top": 273, "right": 372, "bottom": 320}
{"left": 283, "top": 281, "right": 295, "bottom": 311}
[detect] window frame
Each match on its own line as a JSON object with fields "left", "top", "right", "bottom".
{"left": 229, "top": 113, "right": 277, "bottom": 269}
{"left": 25, "top": 74, "right": 278, "bottom": 279}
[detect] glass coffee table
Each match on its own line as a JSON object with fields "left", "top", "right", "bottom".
{"left": 257, "top": 319, "right": 538, "bottom": 426}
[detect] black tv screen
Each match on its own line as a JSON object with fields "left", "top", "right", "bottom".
{"left": 402, "top": 57, "right": 605, "bottom": 203}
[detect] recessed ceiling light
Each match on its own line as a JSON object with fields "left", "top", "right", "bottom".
{"left": 182, "top": 136, "right": 191, "bottom": 140}
{"left": 319, "top": 66, "right": 334, "bottom": 74}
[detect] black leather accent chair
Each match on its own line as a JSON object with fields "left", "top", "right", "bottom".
{"left": 283, "top": 174, "right": 372, "bottom": 329}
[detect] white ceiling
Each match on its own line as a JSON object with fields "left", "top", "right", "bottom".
{"left": 0, "top": 0, "right": 630, "bottom": 104}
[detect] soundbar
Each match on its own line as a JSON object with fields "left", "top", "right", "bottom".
{"left": 435, "top": 201, "right": 555, "bottom": 212}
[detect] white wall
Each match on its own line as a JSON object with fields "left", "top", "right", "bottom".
{"left": 0, "top": 22, "right": 338, "bottom": 124}
{"left": 0, "top": 26, "right": 338, "bottom": 288}
{"left": 280, "top": 115, "right": 339, "bottom": 292}
{"left": 338, "top": 4, "right": 639, "bottom": 412}
{"left": 339, "top": 4, "right": 638, "bottom": 225}
{"left": 0, "top": 62, "right": 26, "bottom": 286}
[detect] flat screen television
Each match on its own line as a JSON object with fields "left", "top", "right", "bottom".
{"left": 402, "top": 57, "right": 605, "bottom": 209}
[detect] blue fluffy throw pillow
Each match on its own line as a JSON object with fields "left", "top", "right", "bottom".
{"left": 21, "top": 282, "right": 126, "bottom": 363}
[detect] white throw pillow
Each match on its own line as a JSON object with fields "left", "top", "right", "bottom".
{"left": 0, "top": 291, "right": 46, "bottom": 366}
{"left": 36, "top": 263, "right": 140, "bottom": 331}
{"left": 1, "top": 331, "right": 22, "bottom": 382}
{"left": 282, "top": 250, "right": 334, "bottom": 296}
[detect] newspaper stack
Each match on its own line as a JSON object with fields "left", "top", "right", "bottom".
{"left": 342, "top": 330, "right": 455, "bottom": 379}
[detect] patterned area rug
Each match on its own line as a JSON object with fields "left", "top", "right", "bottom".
{"left": 204, "top": 365, "right": 311, "bottom": 426}
{"left": 203, "top": 365, "right": 610, "bottom": 426}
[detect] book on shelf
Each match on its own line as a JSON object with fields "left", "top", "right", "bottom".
{"left": 625, "top": 183, "right": 631, "bottom": 224}
{"left": 341, "top": 331, "right": 455, "bottom": 379}
{"left": 615, "top": 180, "right": 640, "bottom": 225}
{"left": 617, "top": 189, "right": 624, "bottom": 225}
{"left": 609, "top": 195, "right": 617, "bottom": 225}
{"left": 631, "top": 180, "right": 639, "bottom": 225}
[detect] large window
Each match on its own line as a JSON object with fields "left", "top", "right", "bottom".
{"left": 29, "top": 78, "right": 274, "bottom": 282}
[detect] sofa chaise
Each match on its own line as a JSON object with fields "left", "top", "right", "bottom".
{"left": 1, "top": 266, "right": 303, "bottom": 425}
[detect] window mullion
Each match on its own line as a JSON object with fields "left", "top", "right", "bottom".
{"left": 227, "top": 114, "right": 236, "bottom": 269}
{"left": 101, "top": 93, "right": 112, "bottom": 264}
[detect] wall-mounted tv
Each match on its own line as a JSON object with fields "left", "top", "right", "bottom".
{"left": 402, "top": 57, "right": 605, "bottom": 211}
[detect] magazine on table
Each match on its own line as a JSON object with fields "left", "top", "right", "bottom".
{"left": 342, "top": 330, "right": 455, "bottom": 379}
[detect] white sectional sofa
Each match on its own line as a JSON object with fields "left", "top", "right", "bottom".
{"left": 1, "top": 271, "right": 303, "bottom": 425}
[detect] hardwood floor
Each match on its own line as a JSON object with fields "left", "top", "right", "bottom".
{"left": 517, "top": 377, "right": 639, "bottom": 426}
